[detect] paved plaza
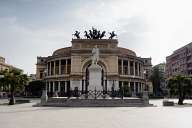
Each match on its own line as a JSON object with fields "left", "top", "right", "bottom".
{"left": 0, "top": 99, "right": 192, "bottom": 128}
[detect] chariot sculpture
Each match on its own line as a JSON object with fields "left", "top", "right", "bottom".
{"left": 73, "top": 27, "right": 117, "bottom": 39}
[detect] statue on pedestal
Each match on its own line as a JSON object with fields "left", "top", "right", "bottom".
{"left": 91, "top": 46, "right": 99, "bottom": 65}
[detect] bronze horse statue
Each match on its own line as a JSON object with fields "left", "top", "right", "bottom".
{"left": 99, "top": 31, "right": 106, "bottom": 39}
{"left": 73, "top": 31, "right": 80, "bottom": 39}
{"left": 84, "top": 31, "right": 91, "bottom": 39}
{"left": 109, "top": 31, "right": 117, "bottom": 39}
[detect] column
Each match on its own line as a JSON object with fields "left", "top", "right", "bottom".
{"left": 121, "top": 59, "right": 123, "bottom": 75}
{"left": 65, "top": 81, "right": 67, "bottom": 93}
{"left": 48, "top": 82, "right": 51, "bottom": 92}
{"left": 134, "top": 82, "right": 136, "bottom": 94}
{"left": 47, "top": 63, "right": 49, "bottom": 76}
{"left": 128, "top": 60, "right": 130, "bottom": 75}
{"left": 115, "top": 80, "right": 118, "bottom": 90}
{"left": 139, "top": 64, "right": 142, "bottom": 77}
{"left": 133, "top": 61, "right": 135, "bottom": 76}
{"left": 53, "top": 81, "right": 55, "bottom": 92}
{"left": 59, "top": 60, "right": 61, "bottom": 75}
{"left": 83, "top": 78, "right": 86, "bottom": 93}
{"left": 140, "top": 83, "right": 142, "bottom": 93}
{"left": 137, "top": 63, "right": 139, "bottom": 76}
{"left": 58, "top": 81, "right": 61, "bottom": 92}
{"left": 128, "top": 81, "right": 130, "bottom": 92}
{"left": 142, "top": 65, "right": 144, "bottom": 78}
{"left": 122, "top": 81, "right": 124, "bottom": 97}
{"left": 49, "top": 62, "right": 52, "bottom": 76}
{"left": 46, "top": 82, "right": 48, "bottom": 91}
{"left": 53, "top": 61, "right": 56, "bottom": 75}
{"left": 137, "top": 82, "right": 140, "bottom": 93}
{"left": 141, "top": 83, "right": 143, "bottom": 92}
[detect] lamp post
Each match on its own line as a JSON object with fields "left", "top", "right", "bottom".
{"left": 143, "top": 70, "right": 147, "bottom": 91}
{"left": 143, "top": 70, "right": 149, "bottom": 104}
{"left": 41, "top": 69, "right": 48, "bottom": 105}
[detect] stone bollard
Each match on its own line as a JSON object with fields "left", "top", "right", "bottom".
{"left": 41, "top": 90, "right": 48, "bottom": 105}
{"left": 142, "top": 91, "right": 149, "bottom": 105}
{"left": 163, "top": 98, "right": 174, "bottom": 106}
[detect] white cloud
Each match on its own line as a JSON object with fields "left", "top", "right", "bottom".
{"left": 1, "top": 0, "right": 192, "bottom": 73}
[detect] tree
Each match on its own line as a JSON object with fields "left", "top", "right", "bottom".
{"left": 25, "top": 80, "right": 44, "bottom": 97}
{"left": 150, "top": 67, "right": 164, "bottom": 96}
{"left": 0, "top": 69, "right": 28, "bottom": 105}
{"left": 168, "top": 75, "right": 192, "bottom": 105}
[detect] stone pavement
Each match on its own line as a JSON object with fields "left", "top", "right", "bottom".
{"left": 0, "top": 99, "right": 192, "bottom": 128}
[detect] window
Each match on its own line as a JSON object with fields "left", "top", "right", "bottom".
{"left": 118, "top": 59, "right": 122, "bottom": 74}
{"left": 123, "top": 60, "right": 128, "bottom": 75}
{"left": 67, "top": 59, "right": 71, "bottom": 74}
{"left": 130, "top": 61, "right": 134, "bottom": 75}
{"left": 61, "top": 59, "right": 66, "bottom": 74}
{"left": 55, "top": 60, "right": 59, "bottom": 75}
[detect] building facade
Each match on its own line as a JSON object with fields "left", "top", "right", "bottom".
{"left": 166, "top": 42, "right": 192, "bottom": 78}
{"left": 152, "top": 63, "right": 166, "bottom": 95}
{"left": 0, "top": 56, "right": 21, "bottom": 72}
{"left": 36, "top": 39, "right": 152, "bottom": 96}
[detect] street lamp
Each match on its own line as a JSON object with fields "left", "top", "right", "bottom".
{"left": 143, "top": 70, "right": 149, "bottom": 104}
{"left": 143, "top": 70, "right": 147, "bottom": 91}
{"left": 43, "top": 69, "right": 47, "bottom": 90}
{"left": 41, "top": 69, "right": 48, "bottom": 105}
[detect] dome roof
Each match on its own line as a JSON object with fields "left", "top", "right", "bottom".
{"left": 52, "top": 46, "right": 136, "bottom": 57}
{"left": 118, "top": 47, "right": 136, "bottom": 56}
{"left": 52, "top": 47, "right": 71, "bottom": 56}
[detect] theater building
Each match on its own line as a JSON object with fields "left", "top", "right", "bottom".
{"left": 36, "top": 39, "right": 152, "bottom": 96}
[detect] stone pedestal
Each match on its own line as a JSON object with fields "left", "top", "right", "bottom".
{"left": 41, "top": 90, "right": 48, "bottom": 104}
{"left": 142, "top": 91, "right": 149, "bottom": 105}
{"left": 88, "top": 64, "right": 102, "bottom": 91}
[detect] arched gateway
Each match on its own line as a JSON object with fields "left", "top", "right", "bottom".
{"left": 36, "top": 38, "right": 152, "bottom": 97}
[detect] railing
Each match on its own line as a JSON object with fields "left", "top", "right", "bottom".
{"left": 48, "top": 90, "right": 142, "bottom": 99}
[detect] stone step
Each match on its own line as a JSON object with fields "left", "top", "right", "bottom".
{"left": 43, "top": 97, "right": 150, "bottom": 107}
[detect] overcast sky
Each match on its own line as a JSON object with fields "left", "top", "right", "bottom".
{"left": 0, "top": 0, "right": 192, "bottom": 74}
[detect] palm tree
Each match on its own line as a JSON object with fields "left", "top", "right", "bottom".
{"left": 168, "top": 75, "right": 192, "bottom": 105}
{"left": 0, "top": 69, "right": 28, "bottom": 105}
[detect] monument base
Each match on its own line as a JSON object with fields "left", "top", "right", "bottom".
{"left": 41, "top": 97, "right": 152, "bottom": 107}
{"left": 88, "top": 63, "right": 102, "bottom": 91}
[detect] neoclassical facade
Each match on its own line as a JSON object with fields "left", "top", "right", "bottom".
{"left": 36, "top": 39, "right": 152, "bottom": 96}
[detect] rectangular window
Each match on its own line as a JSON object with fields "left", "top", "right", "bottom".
{"left": 55, "top": 60, "right": 59, "bottom": 75}
{"left": 118, "top": 59, "right": 122, "bottom": 74}
{"left": 135, "top": 62, "right": 138, "bottom": 76}
{"left": 61, "top": 60, "right": 66, "bottom": 74}
{"left": 67, "top": 59, "right": 71, "bottom": 74}
{"left": 47, "top": 62, "right": 50, "bottom": 76}
{"left": 130, "top": 61, "right": 134, "bottom": 75}
{"left": 123, "top": 60, "right": 128, "bottom": 75}
{"left": 51, "top": 61, "right": 54, "bottom": 75}
{"left": 55, "top": 81, "right": 58, "bottom": 91}
{"left": 40, "top": 72, "right": 43, "bottom": 79}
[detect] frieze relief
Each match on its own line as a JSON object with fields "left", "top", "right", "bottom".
{"left": 81, "top": 43, "right": 108, "bottom": 49}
